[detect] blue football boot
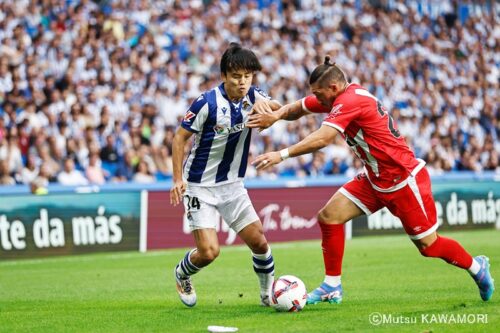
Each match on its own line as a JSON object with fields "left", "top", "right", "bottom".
{"left": 472, "top": 256, "right": 495, "bottom": 301}
{"left": 306, "top": 282, "right": 342, "bottom": 305}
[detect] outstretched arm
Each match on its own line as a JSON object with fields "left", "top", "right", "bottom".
{"left": 170, "top": 127, "right": 193, "bottom": 206}
{"left": 247, "top": 100, "right": 310, "bottom": 130}
{"left": 252, "top": 124, "right": 339, "bottom": 170}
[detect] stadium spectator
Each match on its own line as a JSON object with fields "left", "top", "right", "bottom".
{"left": 115, "top": 150, "right": 136, "bottom": 182}
{"left": 0, "top": 129, "right": 23, "bottom": 175}
{"left": 85, "top": 152, "right": 106, "bottom": 185}
{"left": 132, "top": 160, "right": 154, "bottom": 183}
{"left": 0, "top": 160, "right": 15, "bottom": 185}
{"left": 57, "top": 157, "right": 88, "bottom": 186}
{"left": 20, "top": 154, "right": 39, "bottom": 185}
{"left": 153, "top": 145, "right": 173, "bottom": 178}
{"left": 37, "top": 145, "right": 61, "bottom": 179}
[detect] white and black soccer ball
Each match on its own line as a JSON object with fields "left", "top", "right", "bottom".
{"left": 270, "top": 275, "right": 307, "bottom": 312}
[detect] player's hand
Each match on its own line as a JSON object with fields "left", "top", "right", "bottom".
{"left": 250, "top": 99, "right": 273, "bottom": 115}
{"left": 247, "top": 112, "right": 279, "bottom": 130}
{"left": 252, "top": 151, "right": 282, "bottom": 170}
{"left": 170, "top": 180, "right": 186, "bottom": 206}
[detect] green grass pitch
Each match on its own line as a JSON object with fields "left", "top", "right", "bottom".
{"left": 1, "top": 230, "right": 499, "bottom": 332}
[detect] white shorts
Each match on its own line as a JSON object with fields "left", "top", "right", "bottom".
{"left": 183, "top": 181, "right": 259, "bottom": 233}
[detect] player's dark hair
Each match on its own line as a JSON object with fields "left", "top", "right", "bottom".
{"left": 220, "top": 42, "right": 262, "bottom": 75}
{"left": 309, "top": 55, "right": 347, "bottom": 85}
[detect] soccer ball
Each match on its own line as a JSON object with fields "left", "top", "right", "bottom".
{"left": 270, "top": 275, "right": 307, "bottom": 312}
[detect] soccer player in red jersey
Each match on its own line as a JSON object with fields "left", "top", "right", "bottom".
{"left": 247, "top": 56, "right": 494, "bottom": 304}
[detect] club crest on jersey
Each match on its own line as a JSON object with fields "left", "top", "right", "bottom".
{"left": 242, "top": 100, "right": 250, "bottom": 110}
{"left": 183, "top": 111, "right": 196, "bottom": 122}
{"left": 329, "top": 104, "right": 343, "bottom": 118}
{"left": 213, "top": 125, "right": 225, "bottom": 135}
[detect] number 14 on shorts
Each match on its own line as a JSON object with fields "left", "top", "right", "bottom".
{"left": 185, "top": 195, "right": 201, "bottom": 210}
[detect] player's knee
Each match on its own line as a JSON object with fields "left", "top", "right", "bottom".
{"left": 317, "top": 209, "right": 343, "bottom": 225}
{"left": 417, "top": 241, "right": 439, "bottom": 258}
{"left": 246, "top": 231, "right": 268, "bottom": 253}
{"left": 414, "top": 233, "right": 439, "bottom": 255}
{"left": 198, "top": 246, "right": 220, "bottom": 263}
{"left": 251, "top": 239, "right": 269, "bottom": 254}
{"left": 419, "top": 247, "right": 430, "bottom": 257}
{"left": 419, "top": 244, "right": 439, "bottom": 258}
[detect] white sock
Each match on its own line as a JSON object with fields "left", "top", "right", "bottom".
{"left": 468, "top": 258, "right": 481, "bottom": 276}
{"left": 324, "top": 275, "right": 341, "bottom": 287}
{"left": 252, "top": 246, "right": 274, "bottom": 294}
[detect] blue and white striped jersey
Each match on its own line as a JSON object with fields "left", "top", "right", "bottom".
{"left": 181, "top": 83, "right": 270, "bottom": 186}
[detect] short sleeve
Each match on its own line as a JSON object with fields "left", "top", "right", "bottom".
{"left": 181, "top": 95, "right": 209, "bottom": 133}
{"left": 302, "top": 95, "right": 331, "bottom": 114}
{"left": 249, "top": 86, "right": 271, "bottom": 104}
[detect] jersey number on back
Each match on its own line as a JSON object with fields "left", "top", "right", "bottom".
{"left": 376, "top": 101, "right": 401, "bottom": 138}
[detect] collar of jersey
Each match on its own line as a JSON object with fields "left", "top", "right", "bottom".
{"left": 219, "top": 83, "right": 244, "bottom": 104}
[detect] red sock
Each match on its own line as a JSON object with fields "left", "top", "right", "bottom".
{"left": 319, "top": 221, "right": 345, "bottom": 276}
{"left": 420, "top": 235, "right": 473, "bottom": 269}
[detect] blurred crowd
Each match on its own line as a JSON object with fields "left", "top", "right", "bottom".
{"left": 0, "top": 0, "right": 498, "bottom": 187}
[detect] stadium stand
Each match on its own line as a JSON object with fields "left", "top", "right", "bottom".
{"left": 0, "top": 0, "right": 498, "bottom": 186}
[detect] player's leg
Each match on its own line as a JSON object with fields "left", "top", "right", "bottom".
{"left": 414, "top": 231, "right": 494, "bottom": 301}
{"left": 389, "top": 168, "right": 494, "bottom": 301}
{"left": 238, "top": 220, "right": 275, "bottom": 306}
{"left": 174, "top": 228, "right": 220, "bottom": 307}
{"left": 174, "top": 191, "right": 220, "bottom": 307}
{"left": 308, "top": 174, "right": 382, "bottom": 304}
{"left": 219, "top": 183, "right": 274, "bottom": 306}
{"left": 306, "top": 191, "right": 363, "bottom": 304}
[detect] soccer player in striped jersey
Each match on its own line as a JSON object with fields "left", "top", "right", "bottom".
{"left": 170, "top": 43, "right": 282, "bottom": 307}
{"left": 248, "top": 56, "right": 494, "bottom": 304}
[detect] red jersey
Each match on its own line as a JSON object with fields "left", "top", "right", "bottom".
{"left": 302, "top": 83, "right": 423, "bottom": 191}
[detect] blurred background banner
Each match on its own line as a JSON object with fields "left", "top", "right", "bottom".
{"left": 0, "top": 192, "right": 141, "bottom": 259}
{"left": 147, "top": 186, "right": 335, "bottom": 250}
{"left": 352, "top": 180, "right": 500, "bottom": 237}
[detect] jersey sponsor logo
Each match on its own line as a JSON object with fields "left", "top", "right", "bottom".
{"left": 221, "top": 107, "right": 228, "bottom": 115}
{"left": 183, "top": 111, "right": 196, "bottom": 122}
{"left": 213, "top": 123, "right": 246, "bottom": 135}
{"left": 329, "top": 104, "right": 343, "bottom": 118}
